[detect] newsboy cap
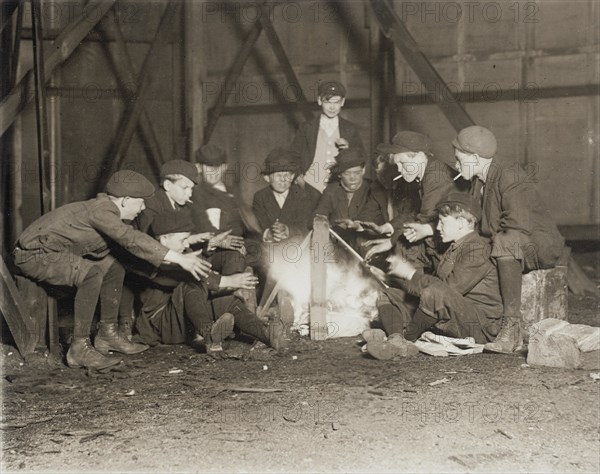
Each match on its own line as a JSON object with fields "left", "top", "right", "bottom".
{"left": 160, "top": 159, "right": 200, "bottom": 184}
{"left": 262, "top": 148, "right": 301, "bottom": 175}
{"left": 105, "top": 170, "right": 155, "bottom": 198}
{"left": 452, "top": 126, "right": 497, "bottom": 159}
{"left": 150, "top": 210, "right": 195, "bottom": 237}
{"left": 318, "top": 80, "right": 346, "bottom": 99}
{"left": 376, "top": 131, "right": 432, "bottom": 155}
{"left": 436, "top": 192, "right": 482, "bottom": 221}
{"left": 195, "top": 144, "right": 227, "bottom": 166}
{"left": 333, "top": 148, "right": 366, "bottom": 174}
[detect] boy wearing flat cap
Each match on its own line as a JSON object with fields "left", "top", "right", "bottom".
{"left": 13, "top": 171, "right": 212, "bottom": 370}
{"left": 132, "top": 210, "right": 286, "bottom": 356}
{"left": 362, "top": 131, "right": 461, "bottom": 266}
{"left": 291, "top": 80, "right": 366, "bottom": 192}
{"left": 367, "top": 192, "right": 503, "bottom": 360}
{"left": 453, "top": 125, "right": 565, "bottom": 353}
{"left": 252, "top": 147, "right": 321, "bottom": 243}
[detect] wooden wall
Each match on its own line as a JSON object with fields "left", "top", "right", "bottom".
{"left": 7, "top": 0, "right": 599, "bottom": 241}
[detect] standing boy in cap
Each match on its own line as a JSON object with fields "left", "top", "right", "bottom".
{"left": 291, "top": 80, "right": 366, "bottom": 192}
{"left": 367, "top": 193, "right": 503, "bottom": 360}
{"left": 132, "top": 210, "right": 287, "bottom": 356}
{"left": 362, "top": 131, "right": 460, "bottom": 266}
{"left": 453, "top": 125, "right": 565, "bottom": 353}
{"left": 252, "top": 147, "right": 321, "bottom": 243}
{"left": 12, "top": 171, "right": 213, "bottom": 370}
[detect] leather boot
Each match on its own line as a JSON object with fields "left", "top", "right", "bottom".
{"left": 484, "top": 316, "right": 524, "bottom": 353}
{"left": 67, "top": 338, "right": 122, "bottom": 369}
{"left": 95, "top": 322, "right": 149, "bottom": 354}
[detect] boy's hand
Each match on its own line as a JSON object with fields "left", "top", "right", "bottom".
{"left": 335, "top": 219, "right": 362, "bottom": 231}
{"left": 220, "top": 271, "right": 259, "bottom": 290}
{"left": 361, "top": 221, "right": 393, "bottom": 235}
{"left": 271, "top": 222, "right": 290, "bottom": 241}
{"left": 188, "top": 232, "right": 214, "bottom": 245}
{"left": 171, "top": 250, "right": 212, "bottom": 280}
{"left": 386, "top": 254, "right": 416, "bottom": 280}
{"left": 210, "top": 229, "right": 245, "bottom": 251}
{"left": 362, "top": 238, "right": 392, "bottom": 261}
{"left": 403, "top": 222, "right": 433, "bottom": 243}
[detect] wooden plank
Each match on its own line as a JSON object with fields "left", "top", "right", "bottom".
{"left": 0, "top": 259, "right": 38, "bottom": 356}
{"left": 203, "top": 22, "right": 263, "bottom": 143}
{"left": 96, "top": 2, "right": 179, "bottom": 192}
{"left": 96, "top": 9, "right": 165, "bottom": 170}
{"left": 310, "top": 216, "right": 329, "bottom": 340}
{"left": 258, "top": 5, "right": 312, "bottom": 123}
{"left": 367, "top": 0, "right": 474, "bottom": 131}
{"left": 0, "top": 0, "right": 116, "bottom": 136}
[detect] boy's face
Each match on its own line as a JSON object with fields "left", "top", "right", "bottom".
{"left": 266, "top": 171, "right": 295, "bottom": 194}
{"left": 454, "top": 149, "right": 480, "bottom": 180}
{"left": 318, "top": 95, "right": 345, "bottom": 119}
{"left": 202, "top": 164, "right": 227, "bottom": 186}
{"left": 120, "top": 197, "right": 146, "bottom": 221}
{"left": 436, "top": 215, "right": 464, "bottom": 243}
{"left": 392, "top": 151, "right": 427, "bottom": 183}
{"left": 340, "top": 165, "right": 365, "bottom": 191}
{"left": 159, "top": 231, "right": 191, "bottom": 253}
{"left": 164, "top": 176, "right": 195, "bottom": 206}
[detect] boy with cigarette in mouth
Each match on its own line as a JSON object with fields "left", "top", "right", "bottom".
{"left": 452, "top": 125, "right": 565, "bottom": 353}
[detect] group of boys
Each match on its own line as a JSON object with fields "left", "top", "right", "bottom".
{"left": 12, "top": 80, "right": 565, "bottom": 369}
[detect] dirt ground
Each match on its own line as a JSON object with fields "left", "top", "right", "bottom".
{"left": 1, "top": 247, "right": 599, "bottom": 473}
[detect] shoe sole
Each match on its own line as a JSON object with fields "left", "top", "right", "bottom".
{"left": 94, "top": 340, "right": 150, "bottom": 355}
{"left": 211, "top": 313, "right": 235, "bottom": 344}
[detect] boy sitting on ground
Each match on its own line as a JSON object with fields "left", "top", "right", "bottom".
{"left": 134, "top": 211, "right": 287, "bottom": 357}
{"left": 366, "top": 193, "right": 503, "bottom": 360}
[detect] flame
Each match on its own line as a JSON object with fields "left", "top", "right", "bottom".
{"left": 268, "top": 242, "right": 379, "bottom": 337}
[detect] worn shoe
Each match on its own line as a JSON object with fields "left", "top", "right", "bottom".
{"left": 362, "top": 328, "right": 387, "bottom": 344}
{"left": 95, "top": 322, "right": 149, "bottom": 355}
{"left": 211, "top": 312, "right": 235, "bottom": 345}
{"left": 484, "top": 316, "right": 524, "bottom": 353}
{"left": 367, "top": 333, "right": 419, "bottom": 360}
{"left": 67, "top": 338, "right": 122, "bottom": 370}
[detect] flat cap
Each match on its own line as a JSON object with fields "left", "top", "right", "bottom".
{"left": 150, "top": 210, "right": 195, "bottom": 237}
{"left": 160, "top": 159, "right": 200, "bottom": 184}
{"left": 195, "top": 144, "right": 227, "bottom": 166}
{"left": 452, "top": 126, "right": 497, "bottom": 159}
{"left": 333, "top": 148, "right": 365, "bottom": 174}
{"left": 318, "top": 80, "right": 346, "bottom": 99}
{"left": 105, "top": 170, "right": 155, "bottom": 198}
{"left": 262, "top": 148, "right": 301, "bottom": 175}
{"left": 376, "top": 131, "right": 432, "bottom": 155}
{"left": 437, "top": 192, "right": 482, "bottom": 221}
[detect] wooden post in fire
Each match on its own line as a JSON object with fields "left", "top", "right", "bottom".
{"left": 310, "top": 216, "right": 329, "bottom": 340}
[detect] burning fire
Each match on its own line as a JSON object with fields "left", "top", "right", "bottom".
{"left": 268, "top": 244, "right": 379, "bottom": 338}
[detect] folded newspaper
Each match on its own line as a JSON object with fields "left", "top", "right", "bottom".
{"left": 415, "top": 332, "right": 485, "bottom": 357}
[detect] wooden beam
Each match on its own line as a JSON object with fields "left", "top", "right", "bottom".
{"left": 0, "top": 0, "right": 116, "bottom": 136}
{"left": 96, "top": 9, "right": 165, "bottom": 169}
{"left": 368, "top": 12, "right": 384, "bottom": 152}
{"left": 258, "top": 4, "right": 312, "bottom": 122}
{"left": 310, "top": 215, "right": 329, "bottom": 340}
{"left": 367, "top": 0, "right": 474, "bottom": 131}
{"left": 0, "top": 1, "right": 18, "bottom": 35}
{"left": 203, "top": 22, "right": 263, "bottom": 143}
{"left": 0, "top": 258, "right": 38, "bottom": 356}
{"left": 96, "top": 2, "right": 179, "bottom": 192}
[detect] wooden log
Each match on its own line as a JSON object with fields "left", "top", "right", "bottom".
{"left": 310, "top": 216, "right": 329, "bottom": 340}
{"left": 521, "top": 266, "right": 568, "bottom": 342}
{"left": 1, "top": 262, "right": 38, "bottom": 356}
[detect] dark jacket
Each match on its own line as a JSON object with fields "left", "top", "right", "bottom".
{"left": 291, "top": 115, "right": 366, "bottom": 175}
{"left": 314, "top": 179, "right": 385, "bottom": 225}
{"left": 136, "top": 188, "right": 194, "bottom": 234}
{"left": 190, "top": 182, "right": 245, "bottom": 236}
{"left": 252, "top": 183, "right": 321, "bottom": 239}
{"left": 470, "top": 157, "right": 564, "bottom": 266}
{"left": 402, "top": 231, "right": 503, "bottom": 319}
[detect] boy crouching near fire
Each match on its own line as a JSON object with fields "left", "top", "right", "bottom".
{"left": 366, "top": 193, "right": 503, "bottom": 360}
{"left": 133, "top": 211, "right": 288, "bottom": 357}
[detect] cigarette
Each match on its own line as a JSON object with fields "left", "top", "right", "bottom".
{"left": 186, "top": 199, "right": 194, "bottom": 204}
{"left": 453, "top": 173, "right": 462, "bottom": 181}
{"left": 393, "top": 174, "right": 403, "bottom": 181}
